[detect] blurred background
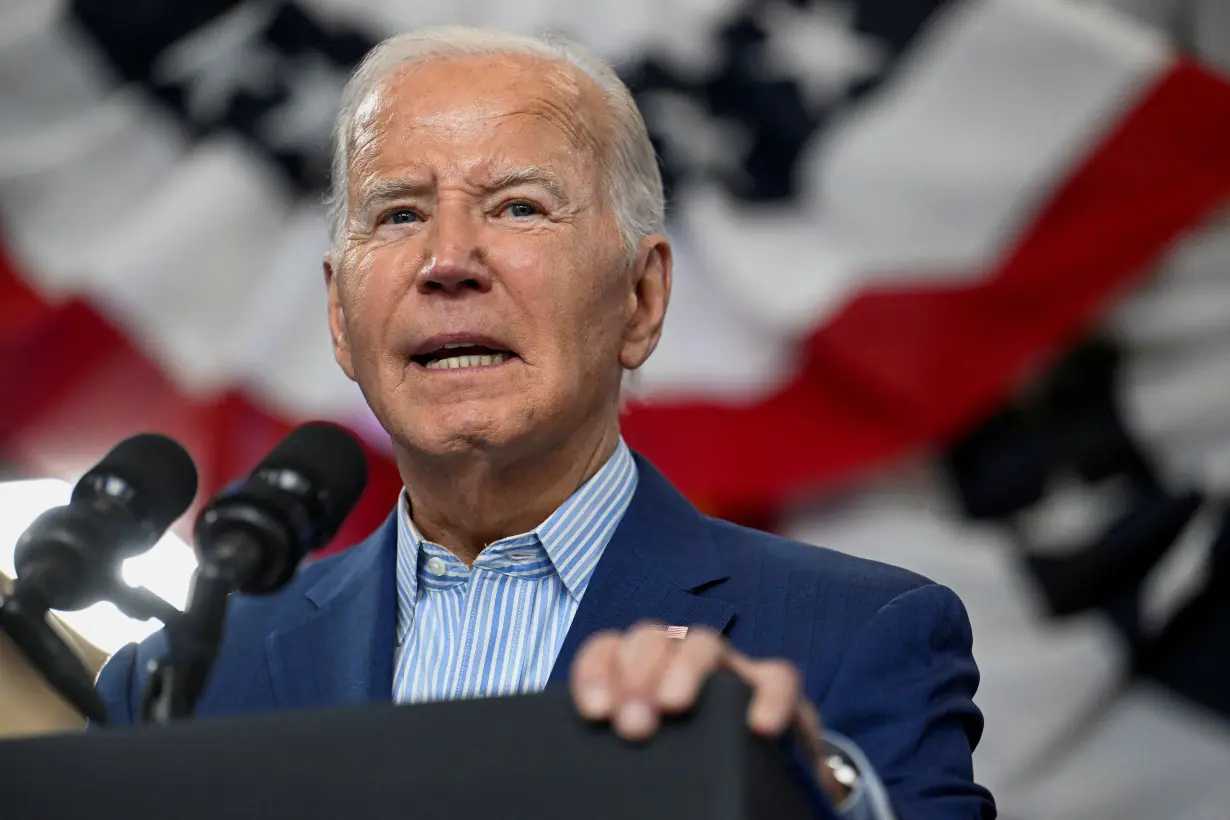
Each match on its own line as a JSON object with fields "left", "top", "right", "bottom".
{"left": 1, "top": 0, "right": 1228, "bottom": 817}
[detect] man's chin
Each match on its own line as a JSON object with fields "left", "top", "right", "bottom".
{"left": 392, "top": 409, "right": 525, "bottom": 459}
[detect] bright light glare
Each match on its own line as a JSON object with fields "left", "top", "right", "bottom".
{"left": 0, "top": 478, "right": 197, "bottom": 654}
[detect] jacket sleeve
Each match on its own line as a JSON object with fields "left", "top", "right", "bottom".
{"left": 91, "top": 641, "right": 147, "bottom": 728}
{"left": 818, "top": 583, "right": 996, "bottom": 819}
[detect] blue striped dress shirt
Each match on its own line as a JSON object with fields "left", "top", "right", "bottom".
{"left": 389, "top": 438, "right": 889, "bottom": 819}
{"left": 392, "top": 438, "right": 637, "bottom": 703}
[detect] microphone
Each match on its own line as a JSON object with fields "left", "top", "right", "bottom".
{"left": 0, "top": 433, "right": 198, "bottom": 724}
{"left": 9, "top": 433, "right": 198, "bottom": 613}
{"left": 141, "top": 422, "right": 367, "bottom": 723}
{"left": 193, "top": 421, "right": 369, "bottom": 594}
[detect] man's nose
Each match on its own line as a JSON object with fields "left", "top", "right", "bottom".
{"left": 415, "top": 204, "right": 491, "bottom": 296}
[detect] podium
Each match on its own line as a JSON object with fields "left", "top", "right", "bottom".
{"left": 0, "top": 670, "right": 831, "bottom": 819}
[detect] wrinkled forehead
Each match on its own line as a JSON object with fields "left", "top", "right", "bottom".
{"left": 347, "top": 54, "right": 609, "bottom": 184}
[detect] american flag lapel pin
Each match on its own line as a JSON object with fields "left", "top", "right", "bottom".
{"left": 661, "top": 625, "right": 689, "bottom": 640}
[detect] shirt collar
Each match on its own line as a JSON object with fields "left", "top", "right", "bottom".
{"left": 395, "top": 438, "right": 638, "bottom": 641}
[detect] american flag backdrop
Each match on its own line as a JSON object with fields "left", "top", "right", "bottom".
{"left": 2, "top": 0, "right": 1230, "bottom": 817}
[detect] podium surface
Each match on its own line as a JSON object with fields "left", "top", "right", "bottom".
{"left": 0, "top": 670, "right": 825, "bottom": 819}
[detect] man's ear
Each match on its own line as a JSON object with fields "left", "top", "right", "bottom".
{"left": 324, "top": 256, "right": 356, "bottom": 382}
{"left": 619, "top": 234, "right": 672, "bottom": 372}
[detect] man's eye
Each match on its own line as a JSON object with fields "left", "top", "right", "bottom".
{"left": 502, "top": 201, "right": 540, "bottom": 218}
{"left": 384, "top": 209, "right": 421, "bottom": 225}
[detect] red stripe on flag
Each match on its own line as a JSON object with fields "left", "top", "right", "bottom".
{"left": 0, "top": 248, "right": 48, "bottom": 349}
{"left": 620, "top": 60, "right": 1230, "bottom": 516}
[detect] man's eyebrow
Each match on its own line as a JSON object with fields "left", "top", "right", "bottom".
{"left": 357, "top": 178, "right": 431, "bottom": 213}
{"left": 484, "top": 166, "right": 569, "bottom": 200}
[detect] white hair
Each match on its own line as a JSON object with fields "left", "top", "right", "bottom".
{"left": 326, "top": 25, "right": 665, "bottom": 259}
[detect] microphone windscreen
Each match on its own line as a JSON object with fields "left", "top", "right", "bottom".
{"left": 256, "top": 422, "right": 369, "bottom": 535}
{"left": 74, "top": 433, "right": 199, "bottom": 532}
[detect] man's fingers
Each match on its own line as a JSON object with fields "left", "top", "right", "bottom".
{"left": 572, "top": 628, "right": 816, "bottom": 750}
{"left": 570, "top": 630, "right": 621, "bottom": 719}
{"left": 612, "top": 622, "right": 675, "bottom": 739}
{"left": 615, "top": 622, "right": 675, "bottom": 698}
{"left": 656, "top": 628, "right": 725, "bottom": 711}
{"left": 728, "top": 653, "right": 802, "bottom": 736}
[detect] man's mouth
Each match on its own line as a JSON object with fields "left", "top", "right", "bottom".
{"left": 411, "top": 341, "right": 517, "bottom": 371}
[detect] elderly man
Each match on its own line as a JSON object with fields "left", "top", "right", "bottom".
{"left": 95, "top": 26, "right": 994, "bottom": 820}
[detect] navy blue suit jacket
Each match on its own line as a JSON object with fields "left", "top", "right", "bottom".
{"left": 96, "top": 455, "right": 994, "bottom": 818}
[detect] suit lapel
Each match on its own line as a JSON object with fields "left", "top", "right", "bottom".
{"left": 266, "top": 513, "right": 399, "bottom": 709}
{"left": 548, "top": 456, "right": 735, "bottom": 687}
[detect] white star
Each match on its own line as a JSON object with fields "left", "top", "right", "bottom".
{"left": 639, "top": 0, "right": 738, "bottom": 79}
{"left": 258, "top": 53, "right": 347, "bottom": 159}
{"left": 637, "top": 89, "right": 752, "bottom": 182}
{"left": 152, "top": 3, "right": 280, "bottom": 123}
{"left": 757, "top": 0, "right": 888, "bottom": 109}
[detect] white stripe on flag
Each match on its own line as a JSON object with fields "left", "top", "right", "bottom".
{"left": 85, "top": 136, "right": 294, "bottom": 396}
{"left": 1112, "top": 211, "right": 1230, "bottom": 493}
{"left": 634, "top": 229, "right": 802, "bottom": 402}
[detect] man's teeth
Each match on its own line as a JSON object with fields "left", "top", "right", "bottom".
{"left": 424, "top": 352, "right": 511, "bottom": 370}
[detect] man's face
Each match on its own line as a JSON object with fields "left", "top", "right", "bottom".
{"left": 326, "top": 54, "right": 668, "bottom": 461}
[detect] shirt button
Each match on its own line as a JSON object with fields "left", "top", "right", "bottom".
{"left": 426, "top": 557, "right": 447, "bottom": 576}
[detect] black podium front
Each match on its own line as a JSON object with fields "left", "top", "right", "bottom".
{"left": 0, "top": 671, "right": 831, "bottom": 819}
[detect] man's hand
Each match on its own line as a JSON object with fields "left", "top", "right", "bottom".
{"left": 569, "top": 621, "right": 849, "bottom": 805}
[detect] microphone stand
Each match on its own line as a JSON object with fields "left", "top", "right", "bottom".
{"left": 140, "top": 537, "right": 265, "bottom": 724}
{"left": 110, "top": 583, "right": 184, "bottom": 626}
{"left": 0, "top": 590, "right": 107, "bottom": 723}
{"left": 0, "top": 576, "right": 180, "bottom": 725}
